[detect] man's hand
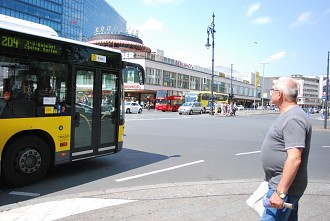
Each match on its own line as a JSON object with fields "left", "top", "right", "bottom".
{"left": 269, "top": 192, "right": 284, "bottom": 209}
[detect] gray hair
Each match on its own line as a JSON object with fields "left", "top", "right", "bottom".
{"left": 275, "top": 77, "right": 298, "bottom": 102}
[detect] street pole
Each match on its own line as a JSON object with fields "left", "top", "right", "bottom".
{"left": 254, "top": 73, "right": 256, "bottom": 111}
{"left": 260, "top": 62, "right": 269, "bottom": 111}
{"left": 324, "top": 51, "right": 329, "bottom": 129}
{"left": 206, "top": 12, "right": 216, "bottom": 115}
{"left": 230, "top": 64, "right": 233, "bottom": 104}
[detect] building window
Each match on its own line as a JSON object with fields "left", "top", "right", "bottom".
{"left": 146, "top": 67, "right": 161, "bottom": 85}
{"left": 190, "top": 76, "right": 200, "bottom": 90}
{"left": 163, "top": 71, "right": 176, "bottom": 87}
{"left": 177, "top": 73, "right": 189, "bottom": 89}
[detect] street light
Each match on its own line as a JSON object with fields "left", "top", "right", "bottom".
{"left": 324, "top": 51, "right": 329, "bottom": 129}
{"left": 230, "top": 64, "right": 233, "bottom": 104}
{"left": 260, "top": 62, "right": 269, "bottom": 110}
{"left": 205, "top": 12, "right": 215, "bottom": 115}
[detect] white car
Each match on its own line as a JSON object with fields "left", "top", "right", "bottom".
{"left": 236, "top": 105, "right": 244, "bottom": 111}
{"left": 125, "top": 102, "right": 143, "bottom": 114}
{"left": 178, "top": 102, "right": 203, "bottom": 115}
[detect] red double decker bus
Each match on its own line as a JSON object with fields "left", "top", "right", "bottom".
{"left": 155, "top": 96, "right": 184, "bottom": 112}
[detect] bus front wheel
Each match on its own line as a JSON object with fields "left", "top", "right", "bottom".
{"left": 2, "top": 135, "right": 51, "bottom": 187}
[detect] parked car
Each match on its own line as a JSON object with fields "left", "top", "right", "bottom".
{"left": 236, "top": 105, "right": 244, "bottom": 111}
{"left": 125, "top": 102, "right": 142, "bottom": 114}
{"left": 178, "top": 102, "right": 203, "bottom": 115}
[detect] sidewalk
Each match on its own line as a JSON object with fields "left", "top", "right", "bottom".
{"left": 1, "top": 179, "right": 329, "bottom": 221}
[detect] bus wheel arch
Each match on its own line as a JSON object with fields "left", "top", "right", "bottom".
{"left": 1, "top": 131, "right": 54, "bottom": 187}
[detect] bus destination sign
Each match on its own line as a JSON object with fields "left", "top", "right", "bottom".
{"left": 1, "top": 35, "right": 62, "bottom": 55}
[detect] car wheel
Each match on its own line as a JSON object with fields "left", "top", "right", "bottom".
{"left": 189, "top": 110, "right": 193, "bottom": 115}
{"left": 138, "top": 108, "right": 142, "bottom": 114}
{"left": 179, "top": 113, "right": 182, "bottom": 115}
{"left": 203, "top": 107, "right": 206, "bottom": 113}
{"left": 126, "top": 108, "right": 130, "bottom": 114}
{"left": 2, "top": 135, "right": 51, "bottom": 187}
{"left": 199, "top": 109, "right": 203, "bottom": 114}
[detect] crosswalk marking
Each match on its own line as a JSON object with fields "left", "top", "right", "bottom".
{"left": 0, "top": 198, "right": 135, "bottom": 221}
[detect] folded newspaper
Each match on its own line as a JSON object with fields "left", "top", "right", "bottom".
{"left": 246, "top": 181, "right": 268, "bottom": 217}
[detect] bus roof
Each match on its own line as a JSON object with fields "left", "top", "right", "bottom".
{"left": 0, "top": 14, "right": 58, "bottom": 37}
{"left": 0, "top": 14, "right": 121, "bottom": 54}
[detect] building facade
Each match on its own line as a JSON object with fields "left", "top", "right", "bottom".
{"left": 291, "top": 75, "right": 320, "bottom": 107}
{"left": 119, "top": 51, "right": 261, "bottom": 108}
{"left": 0, "top": 0, "right": 126, "bottom": 41}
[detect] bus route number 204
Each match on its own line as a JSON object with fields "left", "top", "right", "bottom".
{"left": 1, "top": 36, "right": 19, "bottom": 48}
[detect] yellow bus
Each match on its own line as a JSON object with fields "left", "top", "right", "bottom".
{"left": 185, "top": 91, "right": 229, "bottom": 113}
{"left": 0, "top": 15, "right": 144, "bottom": 186}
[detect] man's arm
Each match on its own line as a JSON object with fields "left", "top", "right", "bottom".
{"left": 269, "top": 148, "right": 302, "bottom": 208}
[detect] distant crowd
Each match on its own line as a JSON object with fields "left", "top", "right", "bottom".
{"left": 214, "top": 102, "right": 237, "bottom": 116}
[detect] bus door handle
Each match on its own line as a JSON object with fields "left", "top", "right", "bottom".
{"left": 74, "top": 112, "right": 80, "bottom": 127}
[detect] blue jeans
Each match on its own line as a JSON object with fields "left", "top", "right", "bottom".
{"left": 260, "top": 186, "right": 302, "bottom": 221}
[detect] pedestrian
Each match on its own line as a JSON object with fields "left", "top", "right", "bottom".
{"left": 83, "top": 95, "right": 88, "bottom": 106}
{"left": 146, "top": 101, "right": 150, "bottom": 111}
{"left": 260, "top": 77, "right": 312, "bottom": 221}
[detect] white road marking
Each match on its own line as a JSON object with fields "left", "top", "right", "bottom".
{"left": 321, "top": 146, "right": 330, "bottom": 148}
{"left": 0, "top": 198, "right": 135, "bottom": 221}
{"left": 126, "top": 117, "right": 191, "bottom": 121}
{"left": 115, "top": 160, "right": 205, "bottom": 182}
{"left": 9, "top": 191, "right": 41, "bottom": 197}
{"left": 235, "top": 150, "right": 261, "bottom": 156}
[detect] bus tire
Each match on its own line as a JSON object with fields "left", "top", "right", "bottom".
{"left": 2, "top": 135, "right": 51, "bottom": 187}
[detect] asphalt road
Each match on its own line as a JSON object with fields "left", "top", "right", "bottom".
{"left": 0, "top": 110, "right": 329, "bottom": 208}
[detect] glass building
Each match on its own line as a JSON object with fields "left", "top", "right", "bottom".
{"left": 0, "top": 0, "right": 126, "bottom": 41}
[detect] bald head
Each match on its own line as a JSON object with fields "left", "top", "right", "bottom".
{"left": 275, "top": 77, "right": 298, "bottom": 102}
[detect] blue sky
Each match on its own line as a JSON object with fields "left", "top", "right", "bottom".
{"left": 107, "top": 0, "right": 330, "bottom": 77}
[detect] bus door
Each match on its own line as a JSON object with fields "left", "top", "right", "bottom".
{"left": 72, "top": 67, "right": 119, "bottom": 159}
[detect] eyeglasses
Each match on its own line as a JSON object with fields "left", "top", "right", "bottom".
{"left": 270, "top": 89, "right": 281, "bottom": 95}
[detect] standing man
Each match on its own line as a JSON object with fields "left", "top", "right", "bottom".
{"left": 260, "top": 77, "right": 312, "bottom": 220}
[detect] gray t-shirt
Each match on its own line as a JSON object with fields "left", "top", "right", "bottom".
{"left": 260, "top": 105, "right": 312, "bottom": 195}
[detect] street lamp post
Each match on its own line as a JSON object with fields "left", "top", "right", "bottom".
{"left": 324, "top": 51, "right": 329, "bottom": 129}
{"left": 205, "top": 12, "right": 215, "bottom": 115}
{"left": 260, "top": 62, "right": 269, "bottom": 110}
{"left": 230, "top": 64, "right": 233, "bottom": 104}
{"left": 254, "top": 73, "right": 256, "bottom": 111}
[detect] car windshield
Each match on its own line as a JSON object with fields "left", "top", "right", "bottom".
{"left": 182, "top": 102, "right": 193, "bottom": 106}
